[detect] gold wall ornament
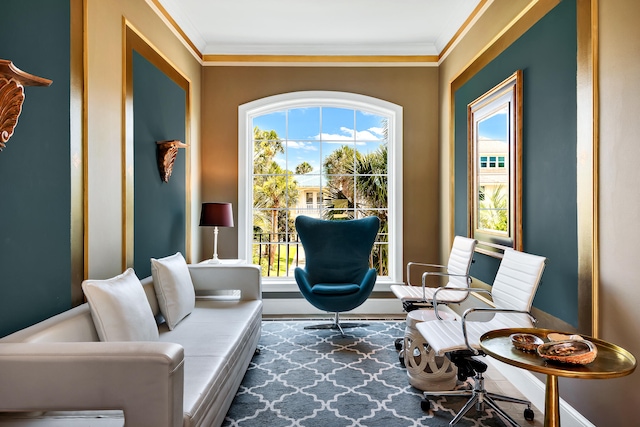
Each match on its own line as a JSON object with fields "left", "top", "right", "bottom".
{"left": 156, "top": 139, "right": 187, "bottom": 182}
{"left": 0, "top": 78, "right": 24, "bottom": 147}
{"left": 0, "top": 60, "right": 52, "bottom": 151}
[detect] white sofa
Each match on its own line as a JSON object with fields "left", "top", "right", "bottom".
{"left": 0, "top": 263, "right": 262, "bottom": 427}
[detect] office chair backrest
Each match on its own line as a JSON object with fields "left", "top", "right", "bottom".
{"left": 491, "top": 248, "right": 546, "bottom": 326}
{"left": 295, "top": 215, "right": 380, "bottom": 284}
{"left": 445, "top": 236, "right": 478, "bottom": 289}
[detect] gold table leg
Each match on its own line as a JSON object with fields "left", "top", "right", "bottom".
{"left": 544, "top": 374, "right": 560, "bottom": 427}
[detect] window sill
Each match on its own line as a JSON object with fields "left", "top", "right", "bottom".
{"left": 261, "top": 279, "right": 403, "bottom": 294}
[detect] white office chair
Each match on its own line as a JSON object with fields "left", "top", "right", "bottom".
{"left": 391, "top": 236, "right": 477, "bottom": 358}
{"left": 416, "top": 248, "right": 546, "bottom": 427}
{"left": 391, "top": 236, "right": 477, "bottom": 313}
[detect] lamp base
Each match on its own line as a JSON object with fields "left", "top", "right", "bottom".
{"left": 209, "top": 227, "right": 221, "bottom": 264}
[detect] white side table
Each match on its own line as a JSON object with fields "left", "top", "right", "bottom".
{"left": 404, "top": 308, "right": 459, "bottom": 391}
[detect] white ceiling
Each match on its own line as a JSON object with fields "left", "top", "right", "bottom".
{"left": 154, "top": 0, "right": 483, "bottom": 56}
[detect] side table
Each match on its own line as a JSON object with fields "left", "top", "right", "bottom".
{"left": 480, "top": 328, "right": 636, "bottom": 427}
{"left": 403, "top": 308, "right": 458, "bottom": 391}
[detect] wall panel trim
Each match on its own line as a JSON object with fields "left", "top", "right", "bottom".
{"left": 122, "top": 20, "right": 192, "bottom": 269}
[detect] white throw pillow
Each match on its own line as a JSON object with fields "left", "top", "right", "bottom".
{"left": 82, "top": 268, "right": 159, "bottom": 342}
{"left": 151, "top": 252, "right": 196, "bottom": 330}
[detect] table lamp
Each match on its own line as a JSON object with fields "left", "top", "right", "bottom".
{"left": 199, "top": 202, "right": 234, "bottom": 263}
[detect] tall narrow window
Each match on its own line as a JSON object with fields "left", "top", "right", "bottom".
{"left": 468, "top": 71, "right": 522, "bottom": 254}
{"left": 239, "top": 92, "right": 403, "bottom": 284}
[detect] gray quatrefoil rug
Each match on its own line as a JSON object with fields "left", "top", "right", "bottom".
{"left": 222, "top": 321, "right": 508, "bottom": 427}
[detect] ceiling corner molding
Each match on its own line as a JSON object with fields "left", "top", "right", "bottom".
{"left": 449, "top": 0, "right": 560, "bottom": 89}
{"left": 438, "top": 0, "right": 494, "bottom": 64}
{"left": 146, "top": 0, "right": 204, "bottom": 63}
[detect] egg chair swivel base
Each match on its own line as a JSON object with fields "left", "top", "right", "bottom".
{"left": 294, "top": 215, "right": 381, "bottom": 338}
{"left": 303, "top": 312, "right": 368, "bottom": 336}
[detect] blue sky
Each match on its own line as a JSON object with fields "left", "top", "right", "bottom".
{"left": 477, "top": 108, "right": 508, "bottom": 141}
{"left": 253, "top": 107, "right": 386, "bottom": 174}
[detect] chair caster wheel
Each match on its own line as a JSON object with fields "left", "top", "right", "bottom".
{"left": 524, "top": 407, "right": 534, "bottom": 421}
{"left": 394, "top": 338, "right": 403, "bottom": 351}
{"left": 398, "top": 352, "right": 405, "bottom": 368}
{"left": 420, "top": 398, "right": 432, "bottom": 412}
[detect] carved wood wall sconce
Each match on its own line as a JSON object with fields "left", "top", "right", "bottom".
{"left": 0, "top": 60, "right": 52, "bottom": 151}
{"left": 156, "top": 139, "right": 188, "bottom": 183}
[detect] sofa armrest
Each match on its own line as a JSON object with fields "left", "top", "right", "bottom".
{"left": 0, "top": 341, "right": 184, "bottom": 427}
{"left": 188, "top": 264, "right": 262, "bottom": 300}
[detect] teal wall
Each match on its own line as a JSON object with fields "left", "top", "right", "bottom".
{"left": 0, "top": 0, "right": 72, "bottom": 337}
{"left": 133, "top": 51, "right": 186, "bottom": 278}
{"left": 454, "top": 0, "right": 578, "bottom": 326}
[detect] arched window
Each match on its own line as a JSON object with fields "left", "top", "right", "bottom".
{"left": 238, "top": 91, "right": 403, "bottom": 284}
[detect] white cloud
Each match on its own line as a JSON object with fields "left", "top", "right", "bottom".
{"left": 318, "top": 133, "right": 352, "bottom": 141}
{"left": 313, "top": 126, "right": 382, "bottom": 142}
{"left": 368, "top": 126, "right": 385, "bottom": 136}
{"left": 287, "top": 140, "right": 318, "bottom": 150}
{"left": 356, "top": 129, "right": 382, "bottom": 140}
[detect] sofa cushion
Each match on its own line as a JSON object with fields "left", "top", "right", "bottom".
{"left": 157, "top": 298, "right": 262, "bottom": 426}
{"left": 151, "top": 252, "right": 196, "bottom": 330}
{"left": 81, "top": 268, "right": 159, "bottom": 342}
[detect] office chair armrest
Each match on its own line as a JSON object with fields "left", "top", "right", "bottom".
{"left": 460, "top": 307, "right": 538, "bottom": 354}
{"left": 431, "top": 282, "right": 475, "bottom": 320}
{"left": 420, "top": 271, "right": 472, "bottom": 305}
{"left": 406, "top": 262, "right": 447, "bottom": 286}
{"left": 422, "top": 271, "right": 471, "bottom": 286}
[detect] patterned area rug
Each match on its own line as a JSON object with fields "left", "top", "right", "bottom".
{"left": 222, "top": 321, "right": 507, "bottom": 427}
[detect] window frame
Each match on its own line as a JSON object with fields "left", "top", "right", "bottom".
{"left": 238, "top": 91, "right": 403, "bottom": 284}
{"left": 467, "top": 70, "right": 523, "bottom": 255}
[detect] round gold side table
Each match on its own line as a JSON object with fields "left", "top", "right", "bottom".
{"left": 480, "top": 328, "right": 636, "bottom": 427}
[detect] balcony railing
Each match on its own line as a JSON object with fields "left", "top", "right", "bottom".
{"left": 252, "top": 231, "right": 387, "bottom": 278}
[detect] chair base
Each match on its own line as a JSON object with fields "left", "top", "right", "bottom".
{"left": 423, "top": 361, "right": 533, "bottom": 426}
{"left": 403, "top": 300, "right": 433, "bottom": 312}
{"left": 303, "top": 312, "right": 368, "bottom": 336}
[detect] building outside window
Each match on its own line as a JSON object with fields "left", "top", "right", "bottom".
{"left": 477, "top": 141, "right": 509, "bottom": 232}
{"left": 480, "top": 155, "right": 506, "bottom": 168}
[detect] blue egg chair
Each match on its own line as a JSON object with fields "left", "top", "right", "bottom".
{"left": 294, "top": 215, "right": 380, "bottom": 335}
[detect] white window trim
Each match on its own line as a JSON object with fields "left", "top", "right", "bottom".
{"left": 238, "top": 91, "right": 403, "bottom": 284}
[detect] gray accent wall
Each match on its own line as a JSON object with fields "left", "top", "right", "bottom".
{"left": 133, "top": 51, "right": 186, "bottom": 278}
{"left": 0, "top": 0, "right": 72, "bottom": 337}
{"left": 132, "top": 51, "right": 186, "bottom": 279}
{"left": 454, "top": 0, "right": 578, "bottom": 326}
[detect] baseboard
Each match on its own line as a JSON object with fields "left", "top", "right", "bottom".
{"left": 485, "top": 357, "right": 595, "bottom": 427}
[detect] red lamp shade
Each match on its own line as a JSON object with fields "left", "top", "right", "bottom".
{"left": 199, "top": 203, "right": 234, "bottom": 228}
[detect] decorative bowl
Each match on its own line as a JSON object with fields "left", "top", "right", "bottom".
{"left": 547, "top": 332, "right": 584, "bottom": 342}
{"left": 537, "top": 339, "right": 598, "bottom": 364}
{"left": 510, "top": 333, "right": 544, "bottom": 352}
